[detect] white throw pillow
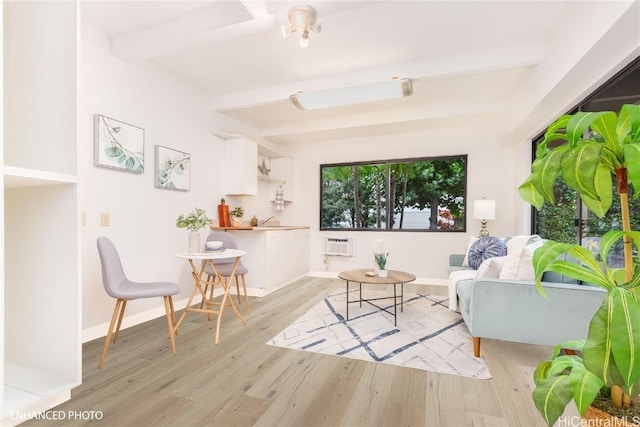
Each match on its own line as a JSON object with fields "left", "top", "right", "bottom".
{"left": 462, "top": 236, "right": 480, "bottom": 267}
{"left": 475, "top": 256, "right": 507, "bottom": 279}
{"left": 515, "top": 239, "right": 546, "bottom": 280}
{"left": 499, "top": 235, "right": 542, "bottom": 280}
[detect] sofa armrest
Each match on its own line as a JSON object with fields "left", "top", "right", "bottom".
{"left": 449, "top": 254, "right": 465, "bottom": 267}
{"left": 459, "top": 278, "right": 606, "bottom": 347}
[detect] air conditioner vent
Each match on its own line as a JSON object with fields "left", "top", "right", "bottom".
{"left": 324, "top": 237, "right": 353, "bottom": 256}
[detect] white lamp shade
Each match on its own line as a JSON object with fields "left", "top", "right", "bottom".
{"left": 473, "top": 199, "right": 496, "bottom": 220}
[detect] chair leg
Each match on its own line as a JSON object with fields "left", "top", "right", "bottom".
{"left": 473, "top": 337, "right": 481, "bottom": 357}
{"left": 240, "top": 275, "right": 250, "bottom": 313}
{"left": 99, "top": 299, "right": 125, "bottom": 369}
{"left": 169, "top": 296, "right": 177, "bottom": 335}
{"left": 113, "top": 299, "right": 127, "bottom": 343}
{"left": 164, "top": 296, "right": 177, "bottom": 354}
{"left": 235, "top": 275, "right": 242, "bottom": 305}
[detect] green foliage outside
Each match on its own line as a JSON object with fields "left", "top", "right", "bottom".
{"left": 321, "top": 156, "right": 466, "bottom": 230}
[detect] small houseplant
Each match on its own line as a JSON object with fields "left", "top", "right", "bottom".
{"left": 519, "top": 104, "right": 640, "bottom": 425}
{"left": 374, "top": 252, "right": 388, "bottom": 277}
{"left": 176, "top": 207, "right": 210, "bottom": 252}
{"left": 230, "top": 206, "right": 244, "bottom": 227}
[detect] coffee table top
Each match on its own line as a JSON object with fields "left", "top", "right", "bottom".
{"left": 338, "top": 269, "right": 416, "bottom": 285}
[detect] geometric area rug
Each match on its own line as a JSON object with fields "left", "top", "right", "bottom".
{"left": 267, "top": 289, "right": 491, "bottom": 379}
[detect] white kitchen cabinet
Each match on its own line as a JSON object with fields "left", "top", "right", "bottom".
{"left": 269, "top": 157, "right": 294, "bottom": 202}
{"left": 2, "top": 1, "right": 80, "bottom": 423}
{"left": 224, "top": 138, "right": 257, "bottom": 196}
{"left": 228, "top": 229, "right": 310, "bottom": 291}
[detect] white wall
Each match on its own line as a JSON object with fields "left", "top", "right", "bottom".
{"left": 80, "top": 25, "right": 225, "bottom": 334}
{"left": 282, "top": 116, "right": 520, "bottom": 281}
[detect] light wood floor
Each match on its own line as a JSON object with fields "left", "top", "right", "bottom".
{"left": 22, "top": 277, "right": 577, "bottom": 426}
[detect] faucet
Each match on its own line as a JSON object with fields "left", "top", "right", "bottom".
{"left": 260, "top": 216, "right": 275, "bottom": 225}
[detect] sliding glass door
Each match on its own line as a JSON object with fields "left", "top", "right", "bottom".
{"left": 532, "top": 57, "right": 640, "bottom": 259}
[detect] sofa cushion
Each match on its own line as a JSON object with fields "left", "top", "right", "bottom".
{"left": 499, "top": 235, "right": 542, "bottom": 279}
{"left": 467, "top": 237, "right": 507, "bottom": 269}
{"left": 462, "top": 236, "right": 480, "bottom": 267}
{"left": 475, "top": 255, "right": 507, "bottom": 279}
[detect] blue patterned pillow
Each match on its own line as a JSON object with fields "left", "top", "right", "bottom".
{"left": 467, "top": 236, "right": 507, "bottom": 270}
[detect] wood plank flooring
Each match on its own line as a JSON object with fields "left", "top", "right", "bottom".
{"left": 21, "top": 277, "right": 578, "bottom": 426}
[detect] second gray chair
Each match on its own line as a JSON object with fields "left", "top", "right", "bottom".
{"left": 96, "top": 236, "right": 180, "bottom": 368}
{"left": 203, "top": 232, "right": 250, "bottom": 312}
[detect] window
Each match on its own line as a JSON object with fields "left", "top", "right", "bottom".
{"left": 320, "top": 155, "right": 467, "bottom": 231}
{"left": 532, "top": 57, "right": 640, "bottom": 266}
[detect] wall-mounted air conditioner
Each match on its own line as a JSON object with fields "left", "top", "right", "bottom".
{"left": 323, "top": 237, "right": 354, "bottom": 256}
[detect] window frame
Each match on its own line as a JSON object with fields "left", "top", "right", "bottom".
{"left": 319, "top": 154, "right": 468, "bottom": 232}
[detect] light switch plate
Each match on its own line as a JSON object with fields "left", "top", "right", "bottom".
{"left": 100, "top": 212, "right": 110, "bottom": 226}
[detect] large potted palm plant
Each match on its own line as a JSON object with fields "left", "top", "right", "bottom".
{"left": 519, "top": 103, "right": 640, "bottom": 425}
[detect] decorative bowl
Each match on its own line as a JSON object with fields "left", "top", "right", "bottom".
{"left": 205, "top": 240, "right": 223, "bottom": 251}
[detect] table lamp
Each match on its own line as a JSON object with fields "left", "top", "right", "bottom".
{"left": 473, "top": 199, "right": 496, "bottom": 237}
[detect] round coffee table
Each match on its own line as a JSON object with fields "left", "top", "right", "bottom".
{"left": 338, "top": 269, "right": 416, "bottom": 326}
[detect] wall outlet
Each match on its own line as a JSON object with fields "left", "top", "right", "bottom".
{"left": 100, "top": 212, "right": 110, "bottom": 226}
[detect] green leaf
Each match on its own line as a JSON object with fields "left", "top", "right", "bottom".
{"left": 125, "top": 157, "right": 135, "bottom": 169}
{"left": 584, "top": 297, "right": 614, "bottom": 384}
{"left": 609, "top": 288, "right": 640, "bottom": 390}
{"left": 566, "top": 112, "right": 607, "bottom": 146}
{"left": 518, "top": 176, "right": 545, "bottom": 210}
{"left": 531, "top": 148, "right": 565, "bottom": 204}
{"left": 105, "top": 147, "right": 123, "bottom": 158}
{"left": 624, "top": 144, "right": 640, "bottom": 196}
{"left": 533, "top": 241, "right": 573, "bottom": 297}
{"left": 560, "top": 142, "right": 603, "bottom": 201}
{"left": 590, "top": 111, "right": 619, "bottom": 149}
{"left": 568, "top": 363, "right": 604, "bottom": 415}
{"left": 532, "top": 376, "right": 572, "bottom": 426}
{"left": 578, "top": 164, "right": 613, "bottom": 218}
{"left": 620, "top": 104, "right": 640, "bottom": 145}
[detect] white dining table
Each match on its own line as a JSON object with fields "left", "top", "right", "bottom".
{"left": 174, "top": 249, "right": 247, "bottom": 344}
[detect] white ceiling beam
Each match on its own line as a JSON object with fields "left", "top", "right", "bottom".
{"left": 110, "top": 3, "right": 276, "bottom": 61}
{"left": 259, "top": 98, "right": 507, "bottom": 140}
{"left": 209, "top": 41, "right": 544, "bottom": 111}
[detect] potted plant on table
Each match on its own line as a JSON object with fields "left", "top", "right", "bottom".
{"left": 230, "top": 206, "right": 244, "bottom": 227}
{"left": 374, "top": 252, "right": 389, "bottom": 277}
{"left": 176, "top": 207, "right": 210, "bottom": 253}
{"left": 518, "top": 104, "right": 640, "bottom": 425}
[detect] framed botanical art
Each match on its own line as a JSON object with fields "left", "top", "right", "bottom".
{"left": 155, "top": 145, "right": 190, "bottom": 191}
{"left": 94, "top": 114, "right": 145, "bottom": 173}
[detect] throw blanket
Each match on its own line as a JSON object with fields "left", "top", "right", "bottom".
{"left": 448, "top": 269, "right": 476, "bottom": 311}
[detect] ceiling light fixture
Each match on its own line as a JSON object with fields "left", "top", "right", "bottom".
{"left": 281, "top": 5, "right": 322, "bottom": 48}
{"left": 289, "top": 78, "right": 414, "bottom": 111}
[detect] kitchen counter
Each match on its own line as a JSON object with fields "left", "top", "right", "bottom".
{"left": 210, "top": 225, "right": 310, "bottom": 231}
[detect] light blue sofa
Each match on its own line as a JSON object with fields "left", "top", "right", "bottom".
{"left": 449, "top": 254, "right": 607, "bottom": 357}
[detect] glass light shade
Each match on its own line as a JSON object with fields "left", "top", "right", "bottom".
{"left": 473, "top": 199, "right": 496, "bottom": 220}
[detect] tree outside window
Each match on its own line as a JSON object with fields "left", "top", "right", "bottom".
{"left": 320, "top": 155, "right": 467, "bottom": 231}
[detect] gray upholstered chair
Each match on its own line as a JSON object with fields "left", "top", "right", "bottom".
{"left": 203, "top": 232, "right": 250, "bottom": 312}
{"left": 96, "top": 236, "right": 180, "bottom": 368}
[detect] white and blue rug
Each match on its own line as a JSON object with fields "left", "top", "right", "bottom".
{"left": 268, "top": 289, "right": 491, "bottom": 379}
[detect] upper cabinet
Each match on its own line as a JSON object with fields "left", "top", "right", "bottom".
{"left": 224, "top": 138, "right": 257, "bottom": 196}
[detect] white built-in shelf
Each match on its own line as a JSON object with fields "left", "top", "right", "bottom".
{"left": 258, "top": 175, "right": 285, "bottom": 184}
{"left": 3, "top": 166, "right": 77, "bottom": 189}
{"left": 3, "top": 364, "right": 73, "bottom": 418}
